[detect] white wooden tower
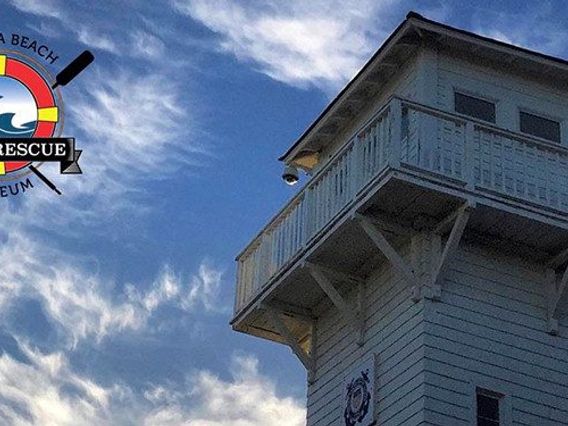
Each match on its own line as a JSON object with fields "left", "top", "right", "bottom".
{"left": 233, "top": 12, "right": 568, "bottom": 425}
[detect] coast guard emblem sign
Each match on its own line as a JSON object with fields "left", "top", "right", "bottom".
{"left": 342, "top": 356, "right": 375, "bottom": 426}
{"left": 0, "top": 32, "right": 94, "bottom": 197}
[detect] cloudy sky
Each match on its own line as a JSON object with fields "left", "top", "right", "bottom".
{"left": 0, "top": 0, "right": 567, "bottom": 424}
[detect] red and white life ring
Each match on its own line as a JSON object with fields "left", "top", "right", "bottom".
{"left": 0, "top": 54, "right": 58, "bottom": 174}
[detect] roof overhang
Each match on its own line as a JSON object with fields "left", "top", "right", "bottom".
{"left": 280, "top": 11, "right": 568, "bottom": 165}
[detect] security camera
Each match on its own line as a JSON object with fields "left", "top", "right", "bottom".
{"left": 282, "top": 165, "right": 299, "bottom": 186}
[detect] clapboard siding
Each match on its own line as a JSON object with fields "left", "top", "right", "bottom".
{"left": 303, "top": 45, "right": 568, "bottom": 426}
{"left": 307, "top": 300, "right": 423, "bottom": 420}
{"left": 306, "top": 243, "right": 426, "bottom": 426}
{"left": 424, "top": 242, "right": 568, "bottom": 425}
{"left": 305, "top": 238, "right": 567, "bottom": 426}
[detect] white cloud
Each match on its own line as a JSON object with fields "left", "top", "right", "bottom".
{"left": 0, "top": 343, "right": 121, "bottom": 425}
{"left": 182, "top": 262, "right": 225, "bottom": 313}
{"left": 130, "top": 30, "right": 166, "bottom": 59}
{"left": 476, "top": 28, "right": 514, "bottom": 45}
{"left": 9, "top": 0, "right": 171, "bottom": 62}
{"left": 174, "top": 0, "right": 398, "bottom": 90}
{"left": 143, "top": 354, "right": 306, "bottom": 426}
{"left": 471, "top": 7, "right": 568, "bottom": 57}
{"left": 76, "top": 27, "right": 119, "bottom": 54}
{"left": 0, "top": 232, "right": 225, "bottom": 346}
{"left": 127, "top": 261, "right": 226, "bottom": 316}
{"left": 0, "top": 349, "right": 305, "bottom": 426}
{"left": 8, "top": 0, "right": 62, "bottom": 19}
{"left": 65, "top": 67, "right": 205, "bottom": 201}
{"left": 70, "top": 68, "right": 190, "bottom": 176}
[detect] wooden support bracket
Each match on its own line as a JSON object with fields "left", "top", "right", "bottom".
{"left": 308, "top": 264, "right": 365, "bottom": 346}
{"left": 357, "top": 214, "right": 421, "bottom": 301}
{"left": 264, "top": 299, "right": 316, "bottom": 322}
{"left": 352, "top": 212, "right": 414, "bottom": 237}
{"left": 430, "top": 203, "right": 473, "bottom": 300}
{"left": 304, "top": 261, "right": 364, "bottom": 287}
{"left": 264, "top": 305, "right": 316, "bottom": 382}
{"left": 545, "top": 267, "right": 568, "bottom": 335}
{"left": 548, "top": 247, "right": 568, "bottom": 270}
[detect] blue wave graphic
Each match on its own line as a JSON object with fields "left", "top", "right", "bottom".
{"left": 0, "top": 113, "right": 36, "bottom": 138}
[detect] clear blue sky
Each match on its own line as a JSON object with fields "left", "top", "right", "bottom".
{"left": 0, "top": 0, "right": 566, "bottom": 424}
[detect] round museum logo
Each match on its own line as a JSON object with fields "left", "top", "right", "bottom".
{"left": 0, "top": 32, "right": 94, "bottom": 197}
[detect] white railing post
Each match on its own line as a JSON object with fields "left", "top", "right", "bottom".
{"left": 389, "top": 98, "right": 402, "bottom": 169}
{"left": 464, "top": 121, "right": 476, "bottom": 190}
{"left": 352, "top": 137, "right": 363, "bottom": 193}
{"left": 304, "top": 185, "right": 314, "bottom": 242}
{"left": 261, "top": 232, "right": 271, "bottom": 284}
{"left": 235, "top": 260, "right": 243, "bottom": 312}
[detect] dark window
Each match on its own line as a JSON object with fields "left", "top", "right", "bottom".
{"left": 477, "top": 391, "right": 500, "bottom": 426}
{"left": 520, "top": 111, "right": 561, "bottom": 142}
{"left": 455, "top": 92, "right": 496, "bottom": 123}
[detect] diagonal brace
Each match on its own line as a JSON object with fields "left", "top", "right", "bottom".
{"left": 308, "top": 264, "right": 365, "bottom": 346}
{"left": 304, "top": 261, "right": 364, "bottom": 287}
{"left": 357, "top": 215, "right": 421, "bottom": 292}
{"left": 265, "top": 306, "right": 315, "bottom": 380}
{"left": 548, "top": 247, "right": 568, "bottom": 270}
{"left": 546, "top": 266, "right": 568, "bottom": 335}
{"left": 431, "top": 204, "right": 473, "bottom": 294}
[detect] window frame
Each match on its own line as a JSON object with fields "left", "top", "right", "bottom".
{"left": 453, "top": 90, "right": 497, "bottom": 124}
{"left": 518, "top": 108, "right": 562, "bottom": 144}
{"left": 469, "top": 382, "right": 511, "bottom": 426}
{"left": 476, "top": 388, "right": 502, "bottom": 425}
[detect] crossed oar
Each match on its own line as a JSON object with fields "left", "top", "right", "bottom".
{"left": 29, "top": 50, "right": 94, "bottom": 195}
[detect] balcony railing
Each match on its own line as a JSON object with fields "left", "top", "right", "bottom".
{"left": 235, "top": 96, "right": 568, "bottom": 315}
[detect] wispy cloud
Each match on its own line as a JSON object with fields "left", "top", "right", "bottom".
{"left": 9, "top": 0, "right": 172, "bottom": 63}
{"left": 69, "top": 67, "right": 198, "bottom": 179}
{"left": 0, "top": 232, "right": 226, "bottom": 346}
{"left": 76, "top": 27, "right": 119, "bottom": 54}
{"left": 0, "top": 349, "right": 305, "bottom": 425}
{"left": 130, "top": 30, "right": 166, "bottom": 59}
{"left": 8, "top": 0, "right": 62, "bottom": 19}
{"left": 468, "top": 5, "right": 568, "bottom": 57}
{"left": 174, "top": 0, "right": 399, "bottom": 91}
{"left": 0, "top": 342, "right": 122, "bottom": 425}
{"left": 2, "top": 2, "right": 306, "bottom": 424}
{"left": 127, "top": 261, "right": 227, "bottom": 316}
{"left": 143, "top": 354, "right": 306, "bottom": 426}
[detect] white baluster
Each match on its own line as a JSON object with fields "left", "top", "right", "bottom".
{"left": 464, "top": 121, "right": 475, "bottom": 190}
{"left": 389, "top": 99, "right": 402, "bottom": 169}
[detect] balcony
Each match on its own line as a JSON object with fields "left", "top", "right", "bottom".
{"left": 234, "top": 96, "right": 568, "bottom": 335}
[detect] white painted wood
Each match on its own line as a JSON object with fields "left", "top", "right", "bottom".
{"left": 308, "top": 264, "right": 364, "bottom": 346}
{"left": 548, "top": 247, "right": 568, "bottom": 269}
{"left": 431, "top": 204, "right": 472, "bottom": 290}
{"left": 231, "top": 18, "right": 568, "bottom": 426}
{"left": 341, "top": 356, "right": 375, "bottom": 426}
{"left": 422, "top": 244, "right": 568, "bottom": 425}
{"left": 235, "top": 93, "right": 568, "bottom": 315}
{"left": 546, "top": 265, "right": 568, "bottom": 335}
{"left": 389, "top": 98, "right": 402, "bottom": 169}
{"left": 358, "top": 216, "right": 421, "bottom": 292}
{"left": 306, "top": 243, "right": 426, "bottom": 426}
{"left": 265, "top": 306, "right": 315, "bottom": 380}
{"left": 302, "top": 237, "right": 568, "bottom": 425}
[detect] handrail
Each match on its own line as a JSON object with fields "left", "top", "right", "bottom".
{"left": 236, "top": 99, "right": 394, "bottom": 261}
{"left": 474, "top": 121, "right": 568, "bottom": 155}
{"left": 235, "top": 95, "right": 568, "bottom": 315}
{"left": 400, "top": 97, "right": 568, "bottom": 155}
